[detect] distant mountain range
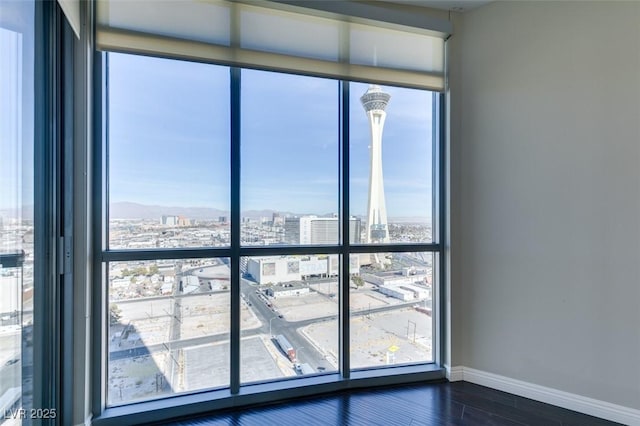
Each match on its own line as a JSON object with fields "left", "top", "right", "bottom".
{"left": 110, "top": 202, "right": 303, "bottom": 220}
{"left": 1, "top": 202, "right": 429, "bottom": 224}
{"left": 109, "top": 202, "right": 429, "bottom": 223}
{"left": 110, "top": 202, "right": 228, "bottom": 220}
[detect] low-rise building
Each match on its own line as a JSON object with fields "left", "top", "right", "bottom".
{"left": 265, "top": 282, "right": 310, "bottom": 298}
{"left": 378, "top": 285, "right": 414, "bottom": 301}
{"left": 362, "top": 268, "right": 430, "bottom": 288}
{"left": 398, "top": 284, "right": 429, "bottom": 299}
{"left": 363, "top": 267, "right": 431, "bottom": 302}
{"left": 246, "top": 254, "right": 359, "bottom": 284}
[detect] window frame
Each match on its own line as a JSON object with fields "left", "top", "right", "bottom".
{"left": 34, "top": 0, "right": 64, "bottom": 419}
{"left": 91, "top": 48, "right": 446, "bottom": 426}
{"left": 3, "top": 0, "right": 77, "bottom": 421}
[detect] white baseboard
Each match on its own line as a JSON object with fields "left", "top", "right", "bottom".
{"left": 449, "top": 366, "right": 640, "bottom": 426}
{"left": 445, "top": 365, "right": 464, "bottom": 382}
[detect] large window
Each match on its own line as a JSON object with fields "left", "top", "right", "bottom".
{"left": 101, "top": 52, "right": 441, "bottom": 408}
{"left": 95, "top": 0, "right": 447, "bottom": 420}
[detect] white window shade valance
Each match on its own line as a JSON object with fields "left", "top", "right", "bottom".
{"left": 95, "top": 0, "right": 450, "bottom": 91}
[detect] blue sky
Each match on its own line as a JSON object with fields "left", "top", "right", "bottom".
{"left": 0, "top": 1, "right": 35, "bottom": 214}
{"left": 108, "top": 53, "right": 433, "bottom": 219}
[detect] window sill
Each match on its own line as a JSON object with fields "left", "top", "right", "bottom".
{"left": 93, "top": 364, "right": 445, "bottom": 425}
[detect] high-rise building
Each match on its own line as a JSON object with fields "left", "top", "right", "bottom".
{"left": 160, "top": 215, "right": 178, "bottom": 226}
{"left": 284, "top": 217, "right": 301, "bottom": 244}
{"left": 177, "top": 215, "right": 191, "bottom": 226}
{"left": 361, "top": 85, "right": 391, "bottom": 243}
{"left": 284, "top": 216, "right": 361, "bottom": 244}
{"left": 160, "top": 215, "right": 190, "bottom": 226}
{"left": 272, "top": 212, "right": 284, "bottom": 226}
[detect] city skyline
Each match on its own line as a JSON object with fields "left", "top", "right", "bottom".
{"left": 106, "top": 200, "right": 431, "bottom": 223}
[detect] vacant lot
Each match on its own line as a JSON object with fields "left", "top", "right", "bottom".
{"left": 271, "top": 292, "right": 337, "bottom": 321}
{"left": 184, "top": 335, "right": 293, "bottom": 389}
{"left": 302, "top": 307, "right": 433, "bottom": 369}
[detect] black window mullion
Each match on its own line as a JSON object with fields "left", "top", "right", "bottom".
{"left": 437, "top": 92, "right": 446, "bottom": 367}
{"left": 229, "top": 67, "right": 241, "bottom": 394}
{"left": 34, "top": 0, "right": 61, "bottom": 415}
{"left": 340, "top": 80, "right": 350, "bottom": 378}
{"left": 345, "top": 244, "right": 441, "bottom": 254}
{"left": 101, "top": 248, "right": 233, "bottom": 262}
{"left": 92, "top": 50, "right": 106, "bottom": 419}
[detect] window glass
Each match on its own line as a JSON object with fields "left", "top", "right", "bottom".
{"left": 240, "top": 254, "right": 339, "bottom": 383}
{"left": 108, "top": 53, "right": 230, "bottom": 249}
{"left": 350, "top": 252, "right": 434, "bottom": 369}
{"left": 107, "top": 258, "right": 230, "bottom": 405}
{"left": 0, "top": 0, "right": 35, "bottom": 417}
{"left": 241, "top": 69, "right": 339, "bottom": 246}
{"left": 350, "top": 83, "right": 434, "bottom": 244}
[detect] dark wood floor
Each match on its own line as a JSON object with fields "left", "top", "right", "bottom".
{"left": 158, "top": 381, "right": 622, "bottom": 426}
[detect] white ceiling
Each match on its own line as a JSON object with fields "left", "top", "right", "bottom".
{"left": 385, "top": 0, "right": 492, "bottom": 12}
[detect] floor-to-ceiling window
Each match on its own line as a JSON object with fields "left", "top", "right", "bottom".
{"left": 102, "top": 54, "right": 440, "bottom": 404}
{"left": 94, "top": 1, "right": 447, "bottom": 422}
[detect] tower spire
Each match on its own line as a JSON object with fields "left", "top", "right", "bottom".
{"left": 361, "top": 85, "right": 391, "bottom": 244}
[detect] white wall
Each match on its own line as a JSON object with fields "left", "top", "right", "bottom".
{"left": 450, "top": 1, "right": 640, "bottom": 410}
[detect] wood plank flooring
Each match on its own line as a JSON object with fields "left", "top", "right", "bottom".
{"left": 159, "top": 381, "right": 623, "bottom": 426}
